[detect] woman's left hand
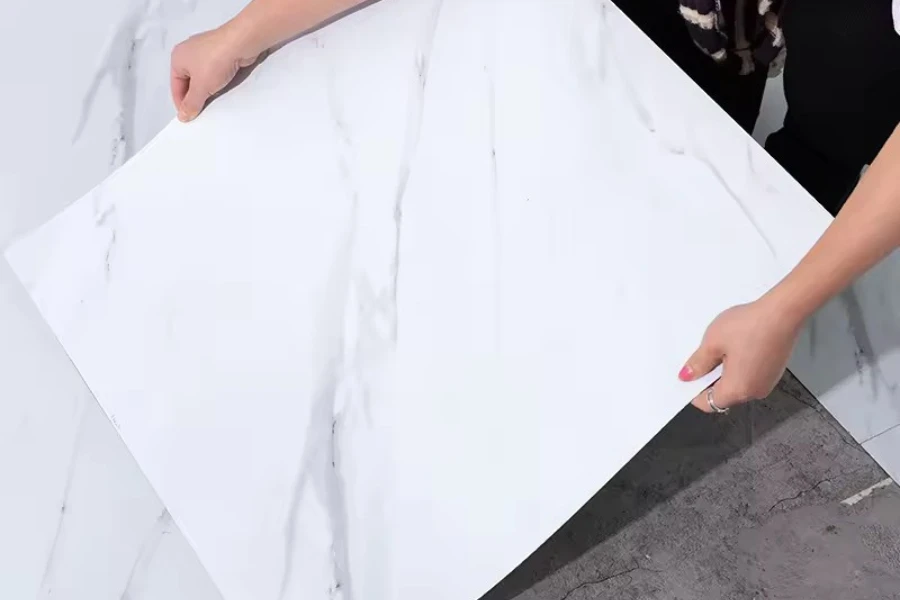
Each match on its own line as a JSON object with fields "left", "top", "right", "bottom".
{"left": 679, "top": 299, "right": 802, "bottom": 413}
{"left": 170, "top": 24, "right": 260, "bottom": 122}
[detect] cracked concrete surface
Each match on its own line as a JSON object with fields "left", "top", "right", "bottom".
{"left": 482, "top": 372, "right": 900, "bottom": 600}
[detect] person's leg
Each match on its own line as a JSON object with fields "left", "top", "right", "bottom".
{"left": 612, "top": 0, "right": 767, "bottom": 133}
{"left": 763, "top": 0, "right": 900, "bottom": 216}
{"left": 765, "top": 119, "right": 859, "bottom": 216}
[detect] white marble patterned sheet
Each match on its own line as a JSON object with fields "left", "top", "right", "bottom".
{"left": 6, "top": 0, "right": 881, "bottom": 599}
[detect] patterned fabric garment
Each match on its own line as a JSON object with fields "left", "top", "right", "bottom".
{"left": 680, "top": 0, "right": 900, "bottom": 75}
{"left": 678, "top": 0, "right": 786, "bottom": 75}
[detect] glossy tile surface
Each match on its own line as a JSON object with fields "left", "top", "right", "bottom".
{"left": 791, "top": 255, "right": 900, "bottom": 443}
{"left": 864, "top": 424, "right": 900, "bottom": 482}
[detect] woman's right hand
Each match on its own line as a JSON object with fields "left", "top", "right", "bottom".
{"left": 679, "top": 299, "right": 802, "bottom": 412}
{"left": 170, "top": 24, "right": 260, "bottom": 122}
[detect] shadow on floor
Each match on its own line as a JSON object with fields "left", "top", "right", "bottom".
{"left": 480, "top": 374, "right": 813, "bottom": 600}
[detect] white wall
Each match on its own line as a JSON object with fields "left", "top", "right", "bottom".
{"left": 753, "top": 73, "right": 787, "bottom": 145}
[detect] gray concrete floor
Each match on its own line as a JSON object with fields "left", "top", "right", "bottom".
{"left": 481, "top": 373, "right": 900, "bottom": 600}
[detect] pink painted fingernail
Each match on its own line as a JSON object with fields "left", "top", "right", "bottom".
{"left": 678, "top": 365, "right": 693, "bottom": 381}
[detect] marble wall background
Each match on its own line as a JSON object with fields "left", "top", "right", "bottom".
{"left": 0, "top": 0, "right": 240, "bottom": 596}
{"left": 752, "top": 73, "right": 786, "bottom": 145}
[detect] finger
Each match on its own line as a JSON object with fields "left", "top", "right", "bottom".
{"left": 690, "top": 375, "right": 744, "bottom": 413}
{"left": 170, "top": 68, "right": 189, "bottom": 118}
{"left": 179, "top": 82, "right": 210, "bottom": 122}
{"left": 690, "top": 384, "right": 715, "bottom": 413}
{"left": 678, "top": 339, "right": 723, "bottom": 382}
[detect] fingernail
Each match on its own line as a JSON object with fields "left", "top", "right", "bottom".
{"left": 177, "top": 111, "right": 189, "bottom": 122}
{"left": 678, "top": 365, "right": 693, "bottom": 381}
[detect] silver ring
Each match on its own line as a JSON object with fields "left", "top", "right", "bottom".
{"left": 707, "top": 388, "right": 729, "bottom": 414}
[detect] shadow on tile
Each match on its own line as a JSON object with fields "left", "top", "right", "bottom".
{"left": 480, "top": 374, "right": 811, "bottom": 600}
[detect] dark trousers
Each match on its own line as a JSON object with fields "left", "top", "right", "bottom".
{"left": 763, "top": 0, "right": 900, "bottom": 216}
{"left": 765, "top": 123, "right": 861, "bottom": 216}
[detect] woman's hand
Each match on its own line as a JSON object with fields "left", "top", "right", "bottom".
{"left": 170, "top": 0, "right": 370, "bottom": 122}
{"left": 170, "top": 24, "right": 260, "bottom": 122}
{"left": 679, "top": 126, "right": 900, "bottom": 413}
{"left": 679, "top": 300, "right": 802, "bottom": 413}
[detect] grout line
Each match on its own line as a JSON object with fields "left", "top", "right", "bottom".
{"left": 860, "top": 421, "right": 900, "bottom": 445}
{"left": 841, "top": 478, "right": 896, "bottom": 506}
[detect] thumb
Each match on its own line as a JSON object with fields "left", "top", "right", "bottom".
{"left": 179, "top": 80, "right": 209, "bottom": 122}
{"left": 679, "top": 339, "right": 723, "bottom": 382}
